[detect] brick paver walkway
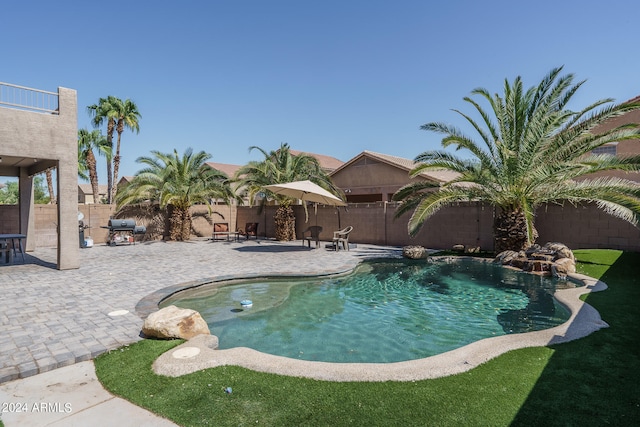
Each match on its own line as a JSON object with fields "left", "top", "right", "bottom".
{"left": 0, "top": 238, "right": 399, "bottom": 383}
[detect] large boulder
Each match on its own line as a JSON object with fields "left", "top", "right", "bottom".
{"left": 494, "top": 250, "right": 520, "bottom": 265}
{"left": 543, "top": 242, "right": 575, "bottom": 261}
{"left": 552, "top": 257, "right": 577, "bottom": 277}
{"left": 402, "top": 245, "right": 429, "bottom": 260}
{"left": 142, "top": 305, "right": 210, "bottom": 340}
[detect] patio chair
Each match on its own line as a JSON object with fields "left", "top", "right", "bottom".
{"left": 301, "top": 226, "right": 323, "bottom": 248}
{"left": 238, "top": 222, "right": 259, "bottom": 240}
{"left": 332, "top": 226, "right": 353, "bottom": 251}
{"left": 212, "top": 223, "right": 236, "bottom": 241}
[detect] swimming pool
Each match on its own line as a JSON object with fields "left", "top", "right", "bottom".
{"left": 161, "top": 258, "right": 577, "bottom": 363}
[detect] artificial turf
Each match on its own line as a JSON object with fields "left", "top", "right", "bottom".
{"left": 94, "top": 249, "right": 640, "bottom": 426}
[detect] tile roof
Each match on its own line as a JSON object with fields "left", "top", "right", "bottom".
{"left": 332, "top": 150, "right": 460, "bottom": 184}
{"left": 118, "top": 176, "right": 135, "bottom": 184}
{"left": 206, "top": 162, "right": 241, "bottom": 178}
{"left": 290, "top": 150, "right": 344, "bottom": 171}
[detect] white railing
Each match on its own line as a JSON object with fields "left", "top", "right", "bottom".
{"left": 0, "top": 82, "right": 59, "bottom": 114}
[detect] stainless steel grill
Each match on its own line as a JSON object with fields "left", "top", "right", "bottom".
{"left": 102, "top": 219, "right": 146, "bottom": 246}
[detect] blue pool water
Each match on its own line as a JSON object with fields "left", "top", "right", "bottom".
{"left": 162, "top": 258, "right": 576, "bottom": 363}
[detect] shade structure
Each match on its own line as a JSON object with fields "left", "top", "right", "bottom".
{"left": 264, "top": 180, "right": 347, "bottom": 206}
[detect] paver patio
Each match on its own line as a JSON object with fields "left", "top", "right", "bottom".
{"left": 0, "top": 238, "right": 396, "bottom": 384}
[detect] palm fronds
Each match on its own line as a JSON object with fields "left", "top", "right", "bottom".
{"left": 394, "top": 67, "right": 640, "bottom": 251}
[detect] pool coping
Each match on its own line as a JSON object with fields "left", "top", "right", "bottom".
{"left": 148, "top": 258, "right": 610, "bottom": 382}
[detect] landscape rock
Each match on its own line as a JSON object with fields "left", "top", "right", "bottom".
{"left": 142, "top": 305, "right": 211, "bottom": 340}
{"left": 496, "top": 242, "right": 576, "bottom": 277}
{"left": 494, "top": 250, "right": 519, "bottom": 265}
{"left": 402, "top": 245, "right": 429, "bottom": 259}
{"left": 552, "top": 257, "right": 577, "bottom": 276}
{"left": 543, "top": 242, "right": 575, "bottom": 261}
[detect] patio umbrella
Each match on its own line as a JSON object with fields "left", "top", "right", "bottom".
{"left": 263, "top": 180, "right": 347, "bottom": 206}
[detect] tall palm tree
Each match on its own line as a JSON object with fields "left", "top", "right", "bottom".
{"left": 78, "top": 129, "right": 111, "bottom": 204}
{"left": 87, "top": 97, "right": 117, "bottom": 203}
{"left": 45, "top": 167, "right": 56, "bottom": 204}
{"left": 116, "top": 148, "right": 235, "bottom": 241}
{"left": 78, "top": 145, "right": 89, "bottom": 181}
{"left": 394, "top": 67, "right": 640, "bottom": 253}
{"left": 234, "top": 143, "right": 341, "bottom": 240}
{"left": 111, "top": 98, "right": 141, "bottom": 203}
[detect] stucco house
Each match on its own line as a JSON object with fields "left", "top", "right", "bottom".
{"left": 206, "top": 151, "right": 344, "bottom": 206}
{"left": 585, "top": 95, "right": 640, "bottom": 183}
{"left": 329, "top": 150, "right": 458, "bottom": 203}
{"left": 0, "top": 82, "right": 78, "bottom": 269}
{"left": 78, "top": 184, "right": 108, "bottom": 204}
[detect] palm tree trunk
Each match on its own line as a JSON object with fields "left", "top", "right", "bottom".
{"left": 168, "top": 205, "right": 192, "bottom": 241}
{"left": 86, "top": 151, "right": 100, "bottom": 204}
{"left": 274, "top": 205, "right": 296, "bottom": 241}
{"left": 45, "top": 168, "right": 56, "bottom": 204}
{"left": 493, "top": 207, "right": 538, "bottom": 253}
{"left": 106, "top": 118, "right": 115, "bottom": 204}
{"left": 112, "top": 123, "right": 123, "bottom": 204}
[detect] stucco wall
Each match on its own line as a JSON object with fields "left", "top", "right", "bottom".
{"left": 0, "top": 87, "right": 78, "bottom": 269}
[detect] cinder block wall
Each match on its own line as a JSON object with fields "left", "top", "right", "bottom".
{"left": 0, "top": 205, "right": 19, "bottom": 234}
{"left": 1, "top": 202, "right": 638, "bottom": 251}
{"left": 536, "top": 203, "right": 640, "bottom": 251}
{"left": 279, "top": 202, "right": 495, "bottom": 250}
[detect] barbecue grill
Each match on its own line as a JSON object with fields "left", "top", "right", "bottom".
{"left": 102, "top": 219, "right": 146, "bottom": 246}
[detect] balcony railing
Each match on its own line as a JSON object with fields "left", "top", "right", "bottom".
{"left": 0, "top": 82, "right": 59, "bottom": 114}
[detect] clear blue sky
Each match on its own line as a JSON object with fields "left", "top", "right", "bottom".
{"left": 2, "top": 0, "right": 639, "bottom": 182}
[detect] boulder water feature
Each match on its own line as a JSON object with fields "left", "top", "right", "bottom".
{"left": 494, "top": 242, "right": 576, "bottom": 277}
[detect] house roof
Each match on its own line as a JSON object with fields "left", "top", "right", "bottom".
{"left": 623, "top": 95, "right": 640, "bottom": 104}
{"left": 290, "top": 150, "right": 344, "bottom": 171}
{"left": 331, "top": 150, "right": 460, "bottom": 184}
{"left": 118, "top": 176, "right": 135, "bottom": 185}
{"left": 78, "top": 184, "right": 108, "bottom": 195}
{"left": 206, "top": 151, "right": 344, "bottom": 178}
{"left": 206, "top": 162, "right": 242, "bottom": 178}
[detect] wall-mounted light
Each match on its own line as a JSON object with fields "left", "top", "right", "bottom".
{"left": 0, "top": 157, "right": 3, "bottom": 163}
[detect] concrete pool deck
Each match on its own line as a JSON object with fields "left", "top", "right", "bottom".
{"left": 0, "top": 238, "right": 609, "bottom": 425}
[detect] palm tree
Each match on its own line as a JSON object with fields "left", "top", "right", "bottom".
{"left": 78, "top": 145, "right": 89, "bottom": 181}
{"left": 78, "top": 129, "right": 111, "bottom": 204}
{"left": 393, "top": 67, "right": 640, "bottom": 253}
{"left": 234, "top": 143, "right": 341, "bottom": 241}
{"left": 111, "top": 98, "right": 141, "bottom": 203}
{"left": 87, "top": 97, "right": 116, "bottom": 203}
{"left": 116, "top": 148, "right": 235, "bottom": 241}
{"left": 44, "top": 167, "right": 56, "bottom": 204}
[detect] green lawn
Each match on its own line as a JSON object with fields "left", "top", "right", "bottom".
{"left": 94, "top": 250, "right": 640, "bottom": 426}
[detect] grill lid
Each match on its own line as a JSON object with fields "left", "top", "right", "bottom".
{"left": 107, "top": 219, "right": 137, "bottom": 229}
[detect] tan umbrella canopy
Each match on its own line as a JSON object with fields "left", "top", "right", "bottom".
{"left": 263, "top": 180, "right": 346, "bottom": 206}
